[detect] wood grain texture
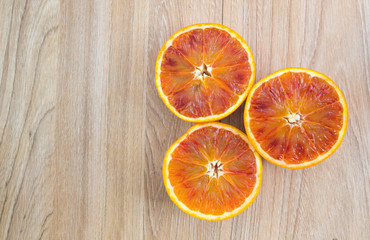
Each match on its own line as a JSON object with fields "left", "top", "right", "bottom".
{"left": 0, "top": 0, "right": 369, "bottom": 239}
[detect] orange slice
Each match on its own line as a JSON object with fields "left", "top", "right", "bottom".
{"left": 156, "top": 23, "right": 255, "bottom": 122}
{"left": 245, "top": 68, "right": 348, "bottom": 169}
{"left": 163, "top": 122, "right": 262, "bottom": 220}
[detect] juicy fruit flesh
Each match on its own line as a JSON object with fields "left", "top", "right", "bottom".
{"left": 160, "top": 27, "right": 252, "bottom": 118}
{"left": 248, "top": 72, "right": 344, "bottom": 165}
{"left": 168, "top": 126, "right": 257, "bottom": 216}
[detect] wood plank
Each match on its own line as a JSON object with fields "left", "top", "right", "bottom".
{"left": 55, "top": 0, "right": 112, "bottom": 239}
{"left": 0, "top": 0, "right": 59, "bottom": 239}
{"left": 103, "top": 0, "right": 148, "bottom": 239}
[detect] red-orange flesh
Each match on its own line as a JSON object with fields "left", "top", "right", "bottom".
{"left": 168, "top": 126, "right": 257, "bottom": 215}
{"left": 248, "top": 72, "right": 344, "bottom": 165}
{"left": 160, "top": 27, "right": 252, "bottom": 118}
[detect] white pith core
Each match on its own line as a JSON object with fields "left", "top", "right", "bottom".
{"left": 194, "top": 63, "right": 212, "bottom": 81}
{"left": 286, "top": 112, "right": 301, "bottom": 124}
{"left": 206, "top": 160, "right": 224, "bottom": 178}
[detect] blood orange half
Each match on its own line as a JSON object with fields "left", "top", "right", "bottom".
{"left": 163, "top": 122, "right": 262, "bottom": 221}
{"left": 156, "top": 23, "right": 255, "bottom": 122}
{"left": 245, "top": 68, "right": 348, "bottom": 169}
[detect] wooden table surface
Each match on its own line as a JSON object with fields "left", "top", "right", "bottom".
{"left": 0, "top": 0, "right": 369, "bottom": 239}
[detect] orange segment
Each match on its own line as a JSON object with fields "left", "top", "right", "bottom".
{"left": 222, "top": 150, "right": 256, "bottom": 174}
{"left": 171, "top": 139, "right": 209, "bottom": 166}
{"left": 173, "top": 175, "right": 209, "bottom": 211}
{"left": 245, "top": 68, "right": 348, "bottom": 169}
{"left": 223, "top": 173, "right": 256, "bottom": 198}
{"left": 219, "top": 177, "right": 246, "bottom": 212}
{"left": 203, "top": 28, "right": 232, "bottom": 65}
{"left": 211, "top": 63, "right": 252, "bottom": 94}
{"left": 156, "top": 23, "right": 255, "bottom": 122}
{"left": 213, "top": 128, "right": 233, "bottom": 160}
{"left": 278, "top": 71, "right": 312, "bottom": 112}
{"left": 249, "top": 118, "right": 287, "bottom": 142}
{"left": 160, "top": 72, "right": 194, "bottom": 95}
{"left": 182, "top": 124, "right": 218, "bottom": 160}
{"left": 199, "top": 178, "right": 225, "bottom": 215}
{"left": 259, "top": 124, "right": 291, "bottom": 161}
{"left": 212, "top": 38, "right": 249, "bottom": 68}
{"left": 300, "top": 77, "right": 340, "bottom": 114}
{"left": 172, "top": 28, "right": 203, "bottom": 66}
{"left": 217, "top": 129, "right": 253, "bottom": 163}
{"left": 284, "top": 126, "right": 318, "bottom": 164}
{"left": 248, "top": 77, "right": 289, "bottom": 118}
{"left": 163, "top": 123, "right": 262, "bottom": 220}
{"left": 204, "top": 77, "right": 239, "bottom": 115}
{"left": 167, "top": 81, "right": 211, "bottom": 118}
{"left": 160, "top": 46, "right": 195, "bottom": 72}
{"left": 168, "top": 159, "right": 207, "bottom": 186}
{"left": 304, "top": 102, "right": 344, "bottom": 130}
{"left": 302, "top": 122, "right": 340, "bottom": 155}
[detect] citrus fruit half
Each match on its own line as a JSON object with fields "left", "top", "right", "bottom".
{"left": 163, "top": 122, "right": 262, "bottom": 220}
{"left": 155, "top": 23, "right": 255, "bottom": 122}
{"left": 245, "top": 68, "right": 348, "bottom": 169}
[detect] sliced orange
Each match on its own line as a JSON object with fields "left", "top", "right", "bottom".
{"left": 155, "top": 23, "right": 255, "bottom": 122}
{"left": 163, "top": 122, "right": 262, "bottom": 220}
{"left": 245, "top": 68, "right": 348, "bottom": 169}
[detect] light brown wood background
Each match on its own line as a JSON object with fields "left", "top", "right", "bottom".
{"left": 0, "top": 0, "right": 369, "bottom": 239}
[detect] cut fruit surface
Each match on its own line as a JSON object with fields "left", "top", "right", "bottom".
{"left": 156, "top": 23, "right": 255, "bottom": 122}
{"left": 163, "top": 122, "right": 262, "bottom": 220}
{"left": 245, "top": 68, "right": 348, "bottom": 169}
